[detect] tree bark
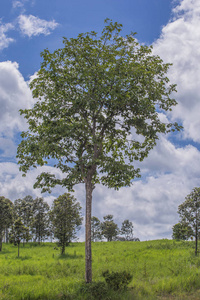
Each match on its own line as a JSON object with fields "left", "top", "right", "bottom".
{"left": 195, "top": 221, "right": 198, "bottom": 256}
{"left": 85, "top": 177, "right": 93, "bottom": 283}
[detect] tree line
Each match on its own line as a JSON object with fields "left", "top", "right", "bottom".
{"left": 91, "top": 215, "right": 139, "bottom": 242}
{"left": 0, "top": 194, "right": 138, "bottom": 257}
{"left": 0, "top": 193, "right": 82, "bottom": 256}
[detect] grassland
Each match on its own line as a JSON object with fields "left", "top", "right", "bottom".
{"left": 0, "top": 239, "right": 200, "bottom": 299}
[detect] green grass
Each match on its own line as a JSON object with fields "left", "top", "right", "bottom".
{"left": 0, "top": 240, "right": 200, "bottom": 299}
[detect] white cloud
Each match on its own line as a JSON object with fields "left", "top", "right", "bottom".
{"left": 0, "top": 22, "right": 15, "bottom": 51}
{"left": 18, "top": 14, "right": 59, "bottom": 37}
{"left": 0, "top": 61, "right": 33, "bottom": 157}
{"left": 153, "top": 0, "right": 200, "bottom": 142}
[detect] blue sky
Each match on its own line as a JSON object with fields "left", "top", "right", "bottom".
{"left": 1, "top": 0, "right": 200, "bottom": 241}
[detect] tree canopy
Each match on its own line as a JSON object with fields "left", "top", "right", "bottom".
{"left": 17, "top": 19, "right": 180, "bottom": 282}
{"left": 178, "top": 187, "right": 200, "bottom": 255}
{"left": 50, "top": 193, "right": 82, "bottom": 254}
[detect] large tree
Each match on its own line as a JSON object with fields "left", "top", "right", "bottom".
{"left": 178, "top": 187, "right": 200, "bottom": 255}
{"left": 17, "top": 19, "right": 180, "bottom": 282}
{"left": 50, "top": 193, "right": 82, "bottom": 254}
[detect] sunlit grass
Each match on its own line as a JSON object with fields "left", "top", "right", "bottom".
{"left": 0, "top": 240, "right": 200, "bottom": 299}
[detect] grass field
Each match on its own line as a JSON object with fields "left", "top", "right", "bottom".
{"left": 0, "top": 239, "right": 200, "bottom": 299}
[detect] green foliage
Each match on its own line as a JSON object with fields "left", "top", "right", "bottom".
{"left": 102, "top": 270, "right": 133, "bottom": 290}
{"left": 172, "top": 222, "right": 192, "bottom": 240}
{"left": 50, "top": 193, "right": 82, "bottom": 254}
{"left": 101, "top": 215, "right": 119, "bottom": 241}
{"left": 17, "top": 19, "right": 180, "bottom": 192}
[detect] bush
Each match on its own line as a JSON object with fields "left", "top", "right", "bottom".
{"left": 102, "top": 270, "right": 133, "bottom": 290}
{"left": 78, "top": 281, "right": 109, "bottom": 300}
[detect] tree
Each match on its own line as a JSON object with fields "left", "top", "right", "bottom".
{"left": 91, "top": 216, "right": 102, "bottom": 242}
{"left": 50, "top": 193, "right": 82, "bottom": 254}
{"left": 31, "top": 197, "right": 50, "bottom": 244}
{"left": 0, "top": 196, "right": 14, "bottom": 251}
{"left": 172, "top": 222, "right": 192, "bottom": 241}
{"left": 101, "top": 215, "right": 119, "bottom": 241}
{"left": 178, "top": 187, "right": 200, "bottom": 255}
{"left": 17, "top": 19, "right": 180, "bottom": 282}
{"left": 121, "top": 219, "right": 134, "bottom": 241}
{"left": 14, "top": 195, "right": 34, "bottom": 243}
{"left": 9, "top": 218, "right": 28, "bottom": 257}
{"left": 14, "top": 195, "right": 34, "bottom": 228}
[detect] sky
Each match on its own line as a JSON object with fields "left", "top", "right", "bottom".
{"left": 0, "top": 0, "right": 200, "bottom": 241}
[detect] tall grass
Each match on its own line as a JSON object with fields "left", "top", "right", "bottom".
{"left": 0, "top": 240, "right": 200, "bottom": 299}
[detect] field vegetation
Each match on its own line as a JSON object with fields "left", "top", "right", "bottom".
{"left": 1, "top": 239, "right": 200, "bottom": 299}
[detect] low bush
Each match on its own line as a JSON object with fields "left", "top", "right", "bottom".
{"left": 102, "top": 270, "right": 133, "bottom": 290}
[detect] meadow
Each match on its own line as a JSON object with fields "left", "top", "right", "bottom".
{"left": 0, "top": 239, "right": 200, "bottom": 299}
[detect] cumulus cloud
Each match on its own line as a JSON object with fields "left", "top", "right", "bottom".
{"left": 0, "top": 22, "right": 15, "bottom": 51}
{"left": 0, "top": 61, "right": 33, "bottom": 157}
{"left": 153, "top": 0, "right": 200, "bottom": 142}
{"left": 18, "top": 14, "right": 59, "bottom": 37}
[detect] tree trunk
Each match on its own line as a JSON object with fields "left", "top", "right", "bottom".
{"left": 85, "top": 177, "right": 93, "bottom": 283}
{"left": 0, "top": 236, "right": 2, "bottom": 252}
{"left": 195, "top": 221, "right": 198, "bottom": 256}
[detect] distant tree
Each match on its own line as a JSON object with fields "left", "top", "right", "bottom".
{"left": 172, "top": 222, "right": 192, "bottom": 240}
{"left": 9, "top": 218, "right": 28, "bottom": 257}
{"left": 0, "top": 196, "right": 14, "bottom": 251}
{"left": 121, "top": 219, "right": 134, "bottom": 241}
{"left": 14, "top": 195, "right": 34, "bottom": 243}
{"left": 101, "top": 215, "right": 119, "bottom": 242}
{"left": 178, "top": 187, "right": 200, "bottom": 255}
{"left": 17, "top": 19, "right": 181, "bottom": 283}
{"left": 91, "top": 217, "right": 102, "bottom": 242}
{"left": 31, "top": 197, "right": 50, "bottom": 244}
{"left": 50, "top": 193, "right": 82, "bottom": 254}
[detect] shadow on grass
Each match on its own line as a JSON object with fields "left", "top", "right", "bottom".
{"left": 14, "top": 255, "right": 32, "bottom": 260}
{"left": 57, "top": 253, "right": 84, "bottom": 260}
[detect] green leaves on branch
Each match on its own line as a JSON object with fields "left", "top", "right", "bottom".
{"left": 17, "top": 19, "right": 181, "bottom": 192}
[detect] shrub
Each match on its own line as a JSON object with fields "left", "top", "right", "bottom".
{"left": 78, "top": 281, "right": 109, "bottom": 300}
{"left": 102, "top": 270, "right": 133, "bottom": 290}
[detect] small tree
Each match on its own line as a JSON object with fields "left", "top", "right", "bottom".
{"left": 0, "top": 196, "right": 14, "bottom": 251}
{"left": 31, "top": 197, "right": 50, "bottom": 244}
{"left": 9, "top": 218, "right": 27, "bottom": 257}
{"left": 50, "top": 193, "right": 82, "bottom": 254}
{"left": 101, "top": 215, "right": 119, "bottom": 242}
{"left": 14, "top": 195, "right": 34, "bottom": 244}
{"left": 178, "top": 187, "right": 200, "bottom": 255}
{"left": 172, "top": 222, "right": 192, "bottom": 240}
{"left": 91, "top": 216, "right": 102, "bottom": 242}
{"left": 121, "top": 219, "right": 134, "bottom": 241}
